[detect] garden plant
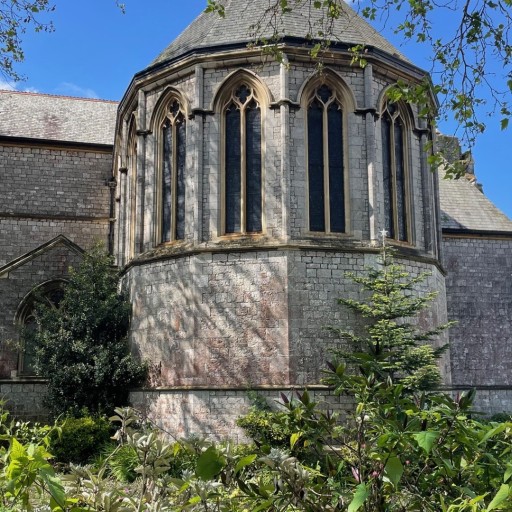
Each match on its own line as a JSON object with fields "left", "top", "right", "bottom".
{"left": 0, "top": 245, "right": 510, "bottom": 510}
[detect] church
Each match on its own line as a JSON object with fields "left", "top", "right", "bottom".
{"left": 0, "top": 0, "right": 511, "bottom": 439}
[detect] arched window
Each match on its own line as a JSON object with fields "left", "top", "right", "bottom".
{"left": 161, "top": 99, "right": 186, "bottom": 242}
{"left": 127, "top": 117, "right": 137, "bottom": 256}
{"left": 381, "top": 101, "right": 410, "bottom": 242}
{"left": 223, "top": 83, "right": 262, "bottom": 234}
{"left": 16, "top": 281, "right": 66, "bottom": 375}
{"left": 306, "top": 83, "right": 346, "bottom": 233}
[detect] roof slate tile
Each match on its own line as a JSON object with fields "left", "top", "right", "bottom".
{"left": 150, "top": 0, "right": 409, "bottom": 68}
{"left": 439, "top": 176, "right": 512, "bottom": 232}
{"left": 0, "top": 90, "right": 118, "bottom": 146}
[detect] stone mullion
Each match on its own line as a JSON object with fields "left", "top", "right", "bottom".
{"left": 390, "top": 116, "right": 398, "bottom": 241}
{"left": 171, "top": 121, "right": 178, "bottom": 242}
{"left": 240, "top": 104, "right": 247, "bottom": 233}
{"left": 322, "top": 101, "right": 330, "bottom": 233}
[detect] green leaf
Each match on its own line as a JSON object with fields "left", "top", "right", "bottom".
{"left": 385, "top": 456, "right": 404, "bottom": 486}
{"left": 501, "top": 118, "right": 509, "bottom": 130}
{"left": 234, "top": 454, "right": 257, "bottom": 474}
{"left": 414, "top": 431, "right": 439, "bottom": 454}
{"left": 348, "top": 483, "right": 369, "bottom": 512}
{"left": 9, "top": 438, "right": 26, "bottom": 460}
{"left": 486, "top": 484, "right": 510, "bottom": 511}
{"left": 479, "top": 423, "right": 507, "bottom": 445}
{"left": 290, "top": 432, "right": 302, "bottom": 449}
{"left": 195, "top": 446, "right": 226, "bottom": 480}
{"left": 504, "top": 465, "right": 512, "bottom": 483}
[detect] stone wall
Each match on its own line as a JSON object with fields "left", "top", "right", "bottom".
{"left": 0, "top": 142, "right": 111, "bottom": 266}
{"left": 0, "top": 380, "right": 48, "bottom": 423}
{"left": 0, "top": 243, "right": 84, "bottom": 377}
{"left": 130, "top": 387, "right": 354, "bottom": 442}
{"left": 0, "top": 140, "right": 112, "bottom": 383}
{"left": 126, "top": 250, "right": 290, "bottom": 388}
{"left": 125, "top": 247, "right": 448, "bottom": 436}
{"left": 443, "top": 234, "right": 512, "bottom": 413}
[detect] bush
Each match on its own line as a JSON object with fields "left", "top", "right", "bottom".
{"left": 49, "top": 415, "right": 113, "bottom": 464}
{"left": 490, "top": 412, "right": 512, "bottom": 423}
{"left": 33, "top": 245, "right": 147, "bottom": 417}
{"left": 236, "top": 408, "right": 291, "bottom": 448}
{"left": 105, "top": 443, "right": 139, "bottom": 482}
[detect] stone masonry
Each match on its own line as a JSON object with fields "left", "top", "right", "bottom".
{"left": 0, "top": 2, "right": 510, "bottom": 436}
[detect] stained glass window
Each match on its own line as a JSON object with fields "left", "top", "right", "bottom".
{"left": 161, "top": 100, "right": 186, "bottom": 243}
{"left": 224, "top": 83, "right": 262, "bottom": 234}
{"left": 307, "top": 84, "right": 345, "bottom": 233}
{"left": 381, "top": 102, "right": 409, "bottom": 242}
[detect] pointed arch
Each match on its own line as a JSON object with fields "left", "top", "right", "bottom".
{"left": 150, "top": 86, "right": 191, "bottom": 131}
{"left": 214, "top": 70, "right": 270, "bottom": 235}
{"left": 378, "top": 91, "right": 414, "bottom": 242}
{"left": 212, "top": 69, "right": 273, "bottom": 112}
{"left": 127, "top": 114, "right": 138, "bottom": 257}
{"left": 298, "top": 68, "right": 357, "bottom": 111}
{"left": 152, "top": 87, "right": 189, "bottom": 243}
{"left": 15, "top": 279, "right": 68, "bottom": 375}
{"left": 300, "top": 70, "right": 353, "bottom": 234}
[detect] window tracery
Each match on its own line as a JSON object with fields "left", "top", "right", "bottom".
{"left": 161, "top": 99, "right": 186, "bottom": 242}
{"left": 16, "top": 281, "right": 66, "bottom": 376}
{"left": 306, "top": 83, "right": 346, "bottom": 233}
{"left": 381, "top": 101, "right": 410, "bottom": 242}
{"left": 223, "top": 83, "right": 262, "bottom": 234}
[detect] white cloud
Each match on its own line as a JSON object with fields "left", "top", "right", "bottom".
{"left": 0, "top": 79, "right": 39, "bottom": 93}
{"left": 0, "top": 79, "right": 17, "bottom": 91}
{"left": 55, "top": 82, "right": 99, "bottom": 99}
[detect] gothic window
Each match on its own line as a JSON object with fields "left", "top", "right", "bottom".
{"left": 306, "top": 84, "right": 345, "bottom": 233}
{"left": 17, "top": 281, "right": 66, "bottom": 376}
{"left": 223, "top": 83, "right": 262, "bottom": 234}
{"left": 381, "top": 101, "right": 409, "bottom": 242}
{"left": 161, "top": 99, "right": 186, "bottom": 242}
{"left": 127, "top": 118, "right": 137, "bottom": 256}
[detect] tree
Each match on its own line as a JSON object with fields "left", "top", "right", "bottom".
{"left": 207, "top": 0, "right": 512, "bottom": 152}
{"left": 32, "top": 245, "right": 147, "bottom": 417}
{"left": 4, "top": 0, "right": 510, "bottom": 155}
{"left": 326, "top": 241, "right": 452, "bottom": 392}
{"left": 0, "top": 1, "right": 54, "bottom": 81}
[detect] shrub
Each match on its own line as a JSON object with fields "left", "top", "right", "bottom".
{"left": 33, "top": 245, "right": 147, "bottom": 417}
{"left": 49, "top": 415, "right": 113, "bottom": 464}
{"left": 105, "top": 443, "right": 139, "bottom": 482}
{"left": 236, "top": 408, "right": 291, "bottom": 448}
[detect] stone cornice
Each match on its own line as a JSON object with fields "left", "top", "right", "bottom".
{"left": 121, "top": 240, "right": 446, "bottom": 276}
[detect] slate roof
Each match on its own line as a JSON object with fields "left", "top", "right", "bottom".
{"left": 439, "top": 176, "right": 512, "bottom": 232}
{"left": 0, "top": 90, "right": 118, "bottom": 146}
{"left": 151, "top": 0, "right": 408, "bottom": 68}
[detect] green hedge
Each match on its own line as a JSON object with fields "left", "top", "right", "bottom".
{"left": 49, "top": 415, "right": 113, "bottom": 464}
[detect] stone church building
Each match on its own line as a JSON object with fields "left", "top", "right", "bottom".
{"left": 0, "top": 0, "right": 511, "bottom": 437}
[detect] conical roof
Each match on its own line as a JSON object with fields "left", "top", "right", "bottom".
{"left": 150, "top": 0, "right": 408, "bottom": 68}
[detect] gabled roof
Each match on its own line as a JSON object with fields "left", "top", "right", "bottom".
{"left": 439, "top": 177, "right": 512, "bottom": 233}
{"left": 150, "top": 0, "right": 408, "bottom": 68}
{"left": 0, "top": 90, "right": 118, "bottom": 146}
{"left": 0, "top": 235, "right": 84, "bottom": 278}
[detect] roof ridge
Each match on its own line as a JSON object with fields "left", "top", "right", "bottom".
{"left": 0, "top": 89, "right": 118, "bottom": 104}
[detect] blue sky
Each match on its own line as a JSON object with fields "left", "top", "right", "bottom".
{"left": 3, "top": 0, "right": 511, "bottom": 219}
